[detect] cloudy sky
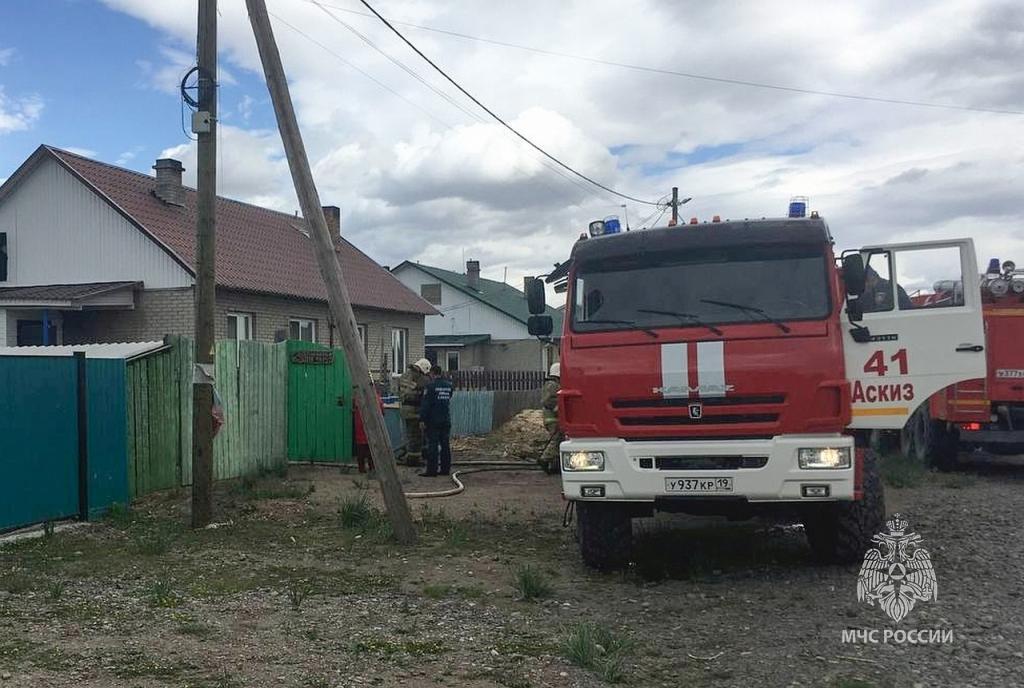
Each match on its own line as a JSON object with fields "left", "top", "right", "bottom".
{"left": 1, "top": 0, "right": 1021, "bottom": 296}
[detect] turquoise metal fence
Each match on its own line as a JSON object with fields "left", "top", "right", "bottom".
{"left": 449, "top": 390, "right": 494, "bottom": 437}
{"left": 0, "top": 354, "right": 129, "bottom": 532}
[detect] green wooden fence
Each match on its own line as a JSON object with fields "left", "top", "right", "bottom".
{"left": 126, "top": 337, "right": 288, "bottom": 497}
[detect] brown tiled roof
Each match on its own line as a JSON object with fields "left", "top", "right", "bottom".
{"left": 30, "top": 146, "right": 434, "bottom": 315}
{"left": 0, "top": 281, "right": 139, "bottom": 303}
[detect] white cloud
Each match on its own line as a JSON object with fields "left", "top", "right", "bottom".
{"left": 0, "top": 87, "right": 42, "bottom": 134}
{"left": 0, "top": 47, "right": 14, "bottom": 67}
{"left": 100, "top": 0, "right": 1024, "bottom": 286}
{"left": 62, "top": 146, "right": 98, "bottom": 157}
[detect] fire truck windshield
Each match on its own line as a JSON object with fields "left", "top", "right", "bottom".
{"left": 571, "top": 244, "right": 830, "bottom": 333}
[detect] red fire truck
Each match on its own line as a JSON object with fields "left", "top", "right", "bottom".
{"left": 885, "top": 259, "right": 1024, "bottom": 469}
{"left": 526, "top": 214, "right": 987, "bottom": 570}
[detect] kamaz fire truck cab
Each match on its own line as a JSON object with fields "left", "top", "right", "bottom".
{"left": 527, "top": 213, "right": 986, "bottom": 570}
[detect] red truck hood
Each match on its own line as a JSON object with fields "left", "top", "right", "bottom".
{"left": 560, "top": 320, "right": 849, "bottom": 440}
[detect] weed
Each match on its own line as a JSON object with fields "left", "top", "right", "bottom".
{"left": 880, "top": 453, "right": 926, "bottom": 488}
{"left": 146, "top": 578, "right": 181, "bottom": 608}
{"left": 106, "top": 502, "right": 132, "bottom": 528}
{"left": 47, "top": 580, "right": 65, "bottom": 601}
{"left": 287, "top": 578, "right": 315, "bottom": 611}
{"left": 136, "top": 531, "right": 171, "bottom": 556}
{"left": 173, "top": 613, "right": 213, "bottom": 637}
{"left": 42, "top": 521, "right": 56, "bottom": 538}
{"left": 940, "top": 473, "right": 976, "bottom": 489}
{"left": 339, "top": 493, "right": 374, "bottom": 529}
{"left": 1, "top": 571, "right": 33, "bottom": 595}
{"left": 423, "top": 584, "right": 451, "bottom": 599}
{"left": 513, "top": 564, "right": 552, "bottom": 601}
{"left": 562, "top": 621, "right": 633, "bottom": 684}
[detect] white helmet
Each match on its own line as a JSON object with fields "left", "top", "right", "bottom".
{"left": 549, "top": 363, "right": 560, "bottom": 377}
{"left": 415, "top": 358, "right": 432, "bottom": 374}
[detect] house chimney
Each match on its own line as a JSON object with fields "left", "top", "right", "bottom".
{"left": 322, "top": 205, "right": 341, "bottom": 238}
{"left": 153, "top": 158, "right": 184, "bottom": 206}
{"left": 466, "top": 260, "right": 481, "bottom": 289}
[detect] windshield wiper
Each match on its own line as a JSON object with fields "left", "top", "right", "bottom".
{"left": 699, "top": 299, "right": 791, "bottom": 333}
{"left": 637, "top": 308, "right": 723, "bottom": 336}
{"left": 579, "top": 319, "right": 659, "bottom": 338}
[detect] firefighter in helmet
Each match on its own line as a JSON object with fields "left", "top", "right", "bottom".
{"left": 540, "top": 363, "right": 562, "bottom": 474}
{"left": 400, "top": 358, "right": 432, "bottom": 466}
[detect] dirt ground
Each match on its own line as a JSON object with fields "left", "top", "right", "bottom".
{"left": 1, "top": 450, "right": 1022, "bottom": 688}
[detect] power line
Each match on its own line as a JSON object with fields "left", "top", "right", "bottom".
{"left": 342, "top": 0, "right": 666, "bottom": 206}
{"left": 309, "top": 0, "right": 1024, "bottom": 117}
{"left": 305, "top": 2, "right": 620, "bottom": 204}
{"left": 269, "top": 8, "right": 618, "bottom": 206}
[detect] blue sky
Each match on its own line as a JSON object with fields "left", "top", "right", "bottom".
{"left": 1, "top": 0, "right": 1021, "bottom": 283}
{"left": 0, "top": 0, "right": 273, "bottom": 178}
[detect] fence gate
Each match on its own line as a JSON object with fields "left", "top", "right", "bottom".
{"left": 286, "top": 341, "right": 352, "bottom": 463}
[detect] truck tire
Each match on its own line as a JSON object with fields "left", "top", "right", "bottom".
{"left": 803, "top": 449, "right": 885, "bottom": 564}
{"left": 919, "top": 412, "right": 959, "bottom": 472}
{"left": 899, "top": 413, "right": 917, "bottom": 459}
{"left": 576, "top": 501, "right": 632, "bottom": 571}
{"left": 869, "top": 429, "right": 896, "bottom": 455}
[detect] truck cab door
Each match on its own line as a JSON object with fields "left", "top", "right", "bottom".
{"left": 842, "top": 239, "right": 986, "bottom": 429}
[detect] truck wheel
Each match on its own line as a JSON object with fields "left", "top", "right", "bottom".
{"left": 576, "top": 501, "right": 632, "bottom": 571}
{"left": 921, "top": 415, "right": 959, "bottom": 472}
{"left": 803, "top": 449, "right": 885, "bottom": 564}
{"left": 899, "top": 413, "right": 917, "bottom": 459}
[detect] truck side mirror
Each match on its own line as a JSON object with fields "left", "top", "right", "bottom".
{"left": 526, "top": 277, "right": 547, "bottom": 314}
{"left": 528, "top": 315, "right": 553, "bottom": 337}
{"left": 846, "top": 297, "right": 864, "bottom": 323}
{"left": 842, "top": 254, "right": 866, "bottom": 296}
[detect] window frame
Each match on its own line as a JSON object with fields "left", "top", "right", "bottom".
{"left": 0, "top": 232, "right": 8, "bottom": 282}
{"left": 445, "top": 350, "right": 460, "bottom": 372}
{"left": 391, "top": 327, "right": 408, "bottom": 373}
{"left": 420, "top": 282, "right": 442, "bottom": 305}
{"left": 227, "top": 312, "right": 254, "bottom": 341}
{"left": 289, "top": 317, "right": 317, "bottom": 342}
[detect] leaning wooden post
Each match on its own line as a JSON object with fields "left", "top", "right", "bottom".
{"left": 245, "top": 0, "right": 417, "bottom": 544}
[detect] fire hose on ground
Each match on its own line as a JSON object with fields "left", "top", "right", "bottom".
{"left": 402, "top": 461, "right": 544, "bottom": 499}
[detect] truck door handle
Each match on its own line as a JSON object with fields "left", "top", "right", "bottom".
{"left": 955, "top": 344, "right": 984, "bottom": 352}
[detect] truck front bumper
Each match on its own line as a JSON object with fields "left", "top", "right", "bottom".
{"left": 559, "top": 435, "right": 856, "bottom": 503}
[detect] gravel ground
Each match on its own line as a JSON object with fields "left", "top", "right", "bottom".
{"left": 0, "top": 453, "right": 1021, "bottom": 688}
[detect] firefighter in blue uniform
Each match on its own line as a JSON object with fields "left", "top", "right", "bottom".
{"left": 418, "top": 365, "right": 454, "bottom": 477}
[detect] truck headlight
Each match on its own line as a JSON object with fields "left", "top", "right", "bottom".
{"left": 798, "top": 447, "right": 851, "bottom": 469}
{"left": 562, "top": 451, "right": 605, "bottom": 471}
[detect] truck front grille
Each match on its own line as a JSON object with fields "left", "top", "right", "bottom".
{"left": 654, "top": 456, "right": 768, "bottom": 470}
{"left": 619, "top": 413, "right": 778, "bottom": 426}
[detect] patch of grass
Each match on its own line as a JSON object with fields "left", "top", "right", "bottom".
{"left": 173, "top": 613, "right": 214, "bottom": 638}
{"left": 351, "top": 635, "right": 447, "bottom": 657}
{"left": 880, "top": 453, "right": 927, "bottom": 488}
{"left": 287, "top": 578, "right": 314, "bottom": 611}
{"left": 338, "top": 494, "right": 392, "bottom": 542}
{"left": 47, "top": 579, "right": 65, "bottom": 601}
{"left": 105, "top": 502, "right": 133, "bottom": 528}
{"left": 513, "top": 564, "right": 552, "bottom": 601}
{"left": 135, "top": 530, "right": 172, "bottom": 556}
{"left": 146, "top": 578, "right": 181, "bottom": 608}
{"left": 109, "top": 649, "right": 185, "bottom": 679}
{"left": 940, "top": 472, "right": 976, "bottom": 489}
{"left": 229, "top": 474, "right": 309, "bottom": 501}
{"left": 562, "top": 621, "right": 633, "bottom": 684}
{"left": 1, "top": 570, "right": 34, "bottom": 595}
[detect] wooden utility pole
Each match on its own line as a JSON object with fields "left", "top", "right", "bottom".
{"left": 669, "top": 186, "right": 679, "bottom": 226}
{"left": 191, "top": 0, "right": 217, "bottom": 528}
{"left": 245, "top": 0, "right": 417, "bottom": 544}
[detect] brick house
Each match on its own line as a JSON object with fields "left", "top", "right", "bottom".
{"left": 0, "top": 146, "right": 435, "bottom": 377}
{"left": 391, "top": 259, "right": 562, "bottom": 372}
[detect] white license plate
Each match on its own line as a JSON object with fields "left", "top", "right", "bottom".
{"left": 665, "top": 477, "right": 733, "bottom": 493}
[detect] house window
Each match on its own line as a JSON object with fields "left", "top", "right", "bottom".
{"left": 16, "top": 319, "right": 58, "bottom": 346}
{"left": 391, "top": 327, "right": 408, "bottom": 372}
{"left": 227, "top": 312, "right": 254, "bottom": 340}
{"left": 0, "top": 232, "right": 8, "bottom": 282}
{"left": 289, "top": 318, "right": 317, "bottom": 342}
{"left": 420, "top": 283, "right": 442, "bottom": 305}
{"left": 357, "top": 324, "right": 368, "bottom": 353}
{"left": 446, "top": 350, "right": 460, "bottom": 372}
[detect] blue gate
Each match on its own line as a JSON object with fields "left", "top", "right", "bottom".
{"left": 0, "top": 354, "right": 128, "bottom": 532}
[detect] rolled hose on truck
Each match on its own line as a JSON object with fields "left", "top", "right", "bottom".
{"left": 403, "top": 461, "right": 542, "bottom": 499}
